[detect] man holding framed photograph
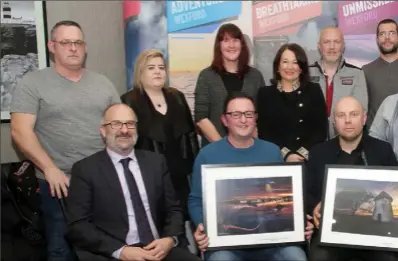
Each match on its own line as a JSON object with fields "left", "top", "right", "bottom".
{"left": 306, "top": 96, "right": 398, "bottom": 261}
{"left": 188, "top": 92, "right": 314, "bottom": 261}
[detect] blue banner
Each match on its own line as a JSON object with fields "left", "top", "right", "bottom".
{"left": 167, "top": 1, "right": 242, "bottom": 33}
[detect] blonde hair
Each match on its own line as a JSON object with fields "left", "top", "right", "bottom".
{"left": 132, "top": 49, "right": 166, "bottom": 89}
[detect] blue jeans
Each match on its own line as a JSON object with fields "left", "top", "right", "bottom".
{"left": 39, "top": 180, "right": 75, "bottom": 261}
{"left": 205, "top": 246, "right": 307, "bottom": 261}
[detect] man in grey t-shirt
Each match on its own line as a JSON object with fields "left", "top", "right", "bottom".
{"left": 362, "top": 19, "right": 398, "bottom": 126}
{"left": 10, "top": 20, "right": 120, "bottom": 261}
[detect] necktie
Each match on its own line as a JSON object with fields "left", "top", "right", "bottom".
{"left": 120, "top": 157, "right": 154, "bottom": 245}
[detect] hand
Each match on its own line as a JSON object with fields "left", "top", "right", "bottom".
{"left": 313, "top": 202, "right": 322, "bottom": 229}
{"left": 120, "top": 246, "right": 159, "bottom": 261}
{"left": 286, "top": 154, "right": 305, "bottom": 162}
{"left": 305, "top": 215, "right": 314, "bottom": 240}
{"left": 194, "top": 223, "right": 209, "bottom": 252}
{"left": 44, "top": 167, "right": 70, "bottom": 199}
{"left": 143, "top": 238, "right": 173, "bottom": 260}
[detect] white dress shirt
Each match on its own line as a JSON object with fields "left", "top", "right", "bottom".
{"left": 107, "top": 148, "right": 159, "bottom": 259}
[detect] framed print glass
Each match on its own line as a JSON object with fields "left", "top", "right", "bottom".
{"left": 320, "top": 165, "right": 398, "bottom": 252}
{"left": 202, "top": 163, "right": 305, "bottom": 250}
{"left": 1, "top": 1, "right": 49, "bottom": 123}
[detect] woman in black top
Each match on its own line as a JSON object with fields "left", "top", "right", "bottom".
{"left": 121, "top": 49, "right": 199, "bottom": 218}
{"left": 257, "top": 43, "right": 328, "bottom": 162}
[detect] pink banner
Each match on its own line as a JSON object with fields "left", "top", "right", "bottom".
{"left": 338, "top": 1, "right": 398, "bottom": 35}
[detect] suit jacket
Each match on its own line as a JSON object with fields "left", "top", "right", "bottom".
{"left": 66, "top": 149, "right": 185, "bottom": 260}
{"left": 305, "top": 134, "right": 398, "bottom": 213}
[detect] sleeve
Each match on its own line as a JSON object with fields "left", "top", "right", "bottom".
{"left": 353, "top": 70, "right": 368, "bottom": 112}
{"left": 66, "top": 162, "right": 125, "bottom": 257}
{"left": 256, "top": 88, "right": 287, "bottom": 152}
{"left": 179, "top": 91, "right": 200, "bottom": 158}
{"left": 384, "top": 143, "right": 398, "bottom": 166}
{"left": 106, "top": 79, "right": 121, "bottom": 105}
{"left": 10, "top": 75, "right": 40, "bottom": 115}
{"left": 188, "top": 152, "right": 206, "bottom": 228}
{"left": 301, "top": 83, "right": 328, "bottom": 157}
{"left": 194, "top": 70, "right": 210, "bottom": 123}
{"left": 160, "top": 155, "right": 185, "bottom": 237}
{"left": 369, "top": 99, "right": 388, "bottom": 141}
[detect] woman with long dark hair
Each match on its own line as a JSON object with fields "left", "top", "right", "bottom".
{"left": 257, "top": 43, "right": 328, "bottom": 162}
{"left": 194, "top": 23, "right": 265, "bottom": 147}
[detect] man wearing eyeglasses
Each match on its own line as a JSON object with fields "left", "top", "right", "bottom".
{"left": 66, "top": 103, "right": 201, "bottom": 261}
{"left": 188, "top": 92, "right": 314, "bottom": 261}
{"left": 10, "top": 20, "right": 120, "bottom": 261}
{"left": 362, "top": 18, "right": 398, "bottom": 126}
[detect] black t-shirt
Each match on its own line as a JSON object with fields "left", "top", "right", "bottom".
{"left": 220, "top": 72, "right": 243, "bottom": 94}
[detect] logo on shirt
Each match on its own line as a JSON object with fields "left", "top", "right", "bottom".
{"left": 310, "top": 76, "right": 320, "bottom": 82}
{"left": 340, "top": 76, "right": 354, "bottom": 85}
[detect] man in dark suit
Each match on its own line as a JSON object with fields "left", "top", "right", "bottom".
{"left": 306, "top": 96, "right": 398, "bottom": 261}
{"left": 66, "top": 103, "right": 201, "bottom": 261}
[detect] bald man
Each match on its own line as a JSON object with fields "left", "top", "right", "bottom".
{"left": 309, "top": 27, "right": 368, "bottom": 139}
{"left": 305, "top": 97, "right": 397, "bottom": 261}
{"left": 66, "top": 104, "right": 201, "bottom": 261}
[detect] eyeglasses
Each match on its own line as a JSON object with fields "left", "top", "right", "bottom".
{"left": 102, "top": 120, "right": 138, "bottom": 130}
{"left": 52, "top": 39, "right": 86, "bottom": 47}
{"left": 378, "top": 31, "right": 397, "bottom": 38}
{"left": 225, "top": 111, "right": 256, "bottom": 119}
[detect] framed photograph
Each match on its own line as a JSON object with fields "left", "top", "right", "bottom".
{"left": 1, "top": 1, "right": 49, "bottom": 123}
{"left": 320, "top": 165, "right": 398, "bottom": 251}
{"left": 202, "top": 163, "right": 305, "bottom": 250}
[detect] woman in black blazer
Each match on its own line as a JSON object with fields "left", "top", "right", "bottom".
{"left": 257, "top": 43, "right": 328, "bottom": 162}
{"left": 121, "top": 49, "right": 199, "bottom": 218}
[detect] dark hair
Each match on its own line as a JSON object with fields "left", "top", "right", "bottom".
{"left": 222, "top": 92, "right": 255, "bottom": 114}
{"left": 50, "top": 20, "right": 83, "bottom": 40}
{"left": 376, "top": 19, "right": 398, "bottom": 35}
{"left": 211, "top": 23, "right": 250, "bottom": 78}
{"left": 272, "top": 43, "right": 310, "bottom": 86}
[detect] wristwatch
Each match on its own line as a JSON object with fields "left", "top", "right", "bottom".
{"left": 172, "top": 236, "right": 179, "bottom": 247}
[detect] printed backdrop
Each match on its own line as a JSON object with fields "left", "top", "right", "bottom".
{"left": 123, "top": 0, "right": 398, "bottom": 112}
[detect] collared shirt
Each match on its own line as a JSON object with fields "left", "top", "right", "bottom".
{"left": 107, "top": 148, "right": 159, "bottom": 259}
{"left": 336, "top": 137, "right": 366, "bottom": 166}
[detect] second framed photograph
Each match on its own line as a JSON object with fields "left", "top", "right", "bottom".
{"left": 320, "top": 165, "right": 398, "bottom": 251}
{"left": 202, "top": 163, "right": 305, "bottom": 250}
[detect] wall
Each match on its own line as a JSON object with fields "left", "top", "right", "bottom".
{"left": 1, "top": 1, "right": 127, "bottom": 163}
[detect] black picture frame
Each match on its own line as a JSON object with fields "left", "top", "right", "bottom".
{"left": 319, "top": 165, "right": 398, "bottom": 252}
{"left": 202, "top": 162, "right": 306, "bottom": 251}
{"left": 1, "top": 1, "right": 49, "bottom": 123}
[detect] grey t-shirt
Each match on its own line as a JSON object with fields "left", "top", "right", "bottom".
{"left": 10, "top": 67, "right": 121, "bottom": 179}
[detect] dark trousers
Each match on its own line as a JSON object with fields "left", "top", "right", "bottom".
{"left": 38, "top": 180, "right": 75, "bottom": 261}
{"left": 309, "top": 231, "right": 398, "bottom": 261}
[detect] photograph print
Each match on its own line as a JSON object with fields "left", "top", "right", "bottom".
{"left": 332, "top": 179, "right": 398, "bottom": 237}
{"left": 320, "top": 166, "right": 398, "bottom": 251}
{"left": 216, "top": 177, "right": 294, "bottom": 236}
{"left": 202, "top": 164, "right": 305, "bottom": 250}
{"left": 1, "top": 1, "right": 48, "bottom": 122}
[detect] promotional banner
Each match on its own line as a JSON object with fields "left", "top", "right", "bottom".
{"left": 123, "top": 1, "right": 398, "bottom": 112}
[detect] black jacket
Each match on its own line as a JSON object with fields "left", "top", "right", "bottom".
{"left": 257, "top": 81, "right": 328, "bottom": 159}
{"left": 121, "top": 87, "right": 199, "bottom": 177}
{"left": 305, "top": 135, "right": 398, "bottom": 213}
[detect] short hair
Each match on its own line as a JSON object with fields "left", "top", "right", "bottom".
{"left": 50, "top": 20, "right": 83, "bottom": 41}
{"left": 101, "top": 103, "right": 137, "bottom": 123}
{"left": 222, "top": 92, "right": 255, "bottom": 114}
{"left": 376, "top": 19, "right": 398, "bottom": 35}
{"left": 132, "top": 49, "right": 166, "bottom": 89}
{"left": 272, "top": 43, "right": 310, "bottom": 86}
{"left": 211, "top": 23, "right": 250, "bottom": 78}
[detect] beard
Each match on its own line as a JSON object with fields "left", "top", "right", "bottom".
{"left": 339, "top": 132, "right": 363, "bottom": 143}
{"left": 378, "top": 42, "right": 398, "bottom": 55}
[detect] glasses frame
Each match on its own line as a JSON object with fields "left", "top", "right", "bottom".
{"left": 102, "top": 120, "right": 138, "bottom": 130}
{"left": 225, "top": 111, "right": 257, "bottom": 119}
